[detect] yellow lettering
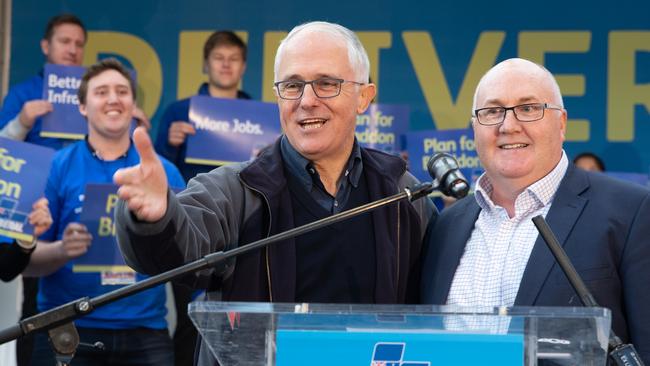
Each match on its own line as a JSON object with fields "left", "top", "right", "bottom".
{"left": 177, "top": 31, "right": 249, "bottom": 100}
{"left": 83, "top": 32, "right": 163, "bottom": 118}
{"left": 262, "top": 31, "right": 288, "bottom": 103}
{"left": 518, "top": 31, "right": 591, "bottom": 141}
{"left": 105, "top": 194, "right": 118, "bottom": 214}
{"left": 403, "top": 31, "right": 504, "bottom": 130}
{"left": 357, "top": 32, "right": 392, "bottom": 98}
{"left": 608, "top": 31, "right": 650, "bottom": 141}
{"left": 98, "top": 216, "right": 116, "bottom": 236}
{"left": 0, "top": 179, "right": 21, "bottom": 199}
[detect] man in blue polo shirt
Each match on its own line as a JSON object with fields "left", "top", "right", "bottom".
{"left": 0, "top": 14, "right": 86, "bottom": 150}
{"left": 154, "top": 30, "right": 251, "bottom": 182}
{"left": 23, "top": 58, "right": 184, "bottom": 366}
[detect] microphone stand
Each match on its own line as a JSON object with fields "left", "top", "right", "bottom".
{"left": 0, "top": 182, "right": 434, "bottom": 365}
{"left": 532, "top": 215, "right": 645, "bottom": 366}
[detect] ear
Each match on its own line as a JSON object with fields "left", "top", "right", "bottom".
{"left": 40, "top": 39, "right": 50, "bottom": 58}
{"left": 78, "top": 103, "right": 87, "bottom": 118}
{"left": 202, "top": 60, "right": 208, "bottom": 74}
{"left": 356, "top": 83, "right": 377, "bottom": 114}
{"left": 559, "top": 108, "right": 567, "bottom": 142}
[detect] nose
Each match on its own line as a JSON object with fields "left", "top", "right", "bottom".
{"left": 299, "top": 83, "right": 320, "bottom": 108}
{"left": 499, "top": 109, "right": 522, "bottom": 133}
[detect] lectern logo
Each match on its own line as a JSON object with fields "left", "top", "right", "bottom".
{"left": 370, "top": 342, "right": 430, "bottom": 366}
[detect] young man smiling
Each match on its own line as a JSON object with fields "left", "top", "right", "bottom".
{"left": 23, "top": 59, "right": 184, "bottom": 366}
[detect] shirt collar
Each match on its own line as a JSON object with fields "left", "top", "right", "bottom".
{"left": 474, "top": 150, "right": 569, "bottom": 212}
{"left": 84, "top": 135, "right": 131, "bottom": 161}
{"left": 280, "top": 135, "right": 363, "bottom": 191}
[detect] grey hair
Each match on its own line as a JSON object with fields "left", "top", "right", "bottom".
{"left": 273, "top": 21, "right": 370, "bottom": 83}
{"left": 472, "top": 58, "right": 564, "bottom": 113}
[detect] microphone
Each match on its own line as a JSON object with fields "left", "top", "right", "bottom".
{"left": 427, "top": 152, "right": 470, "bottom": 199}
{"left": 532, "top": 216, "right": 645, "bottom": 366}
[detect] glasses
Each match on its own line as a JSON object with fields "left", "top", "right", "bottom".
{"left": 474, "top": 103, "right": 563, "bottom": 126}
{"left": 274, "top": 77, "right": 364, "bottom": 100}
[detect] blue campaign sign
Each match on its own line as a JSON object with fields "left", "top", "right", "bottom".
{"left": 356, "top": 104, "right": 409, "bottom": 154}
{"left": 405, "top": 128, "right": 482, "bottom": 187}
{"left": 185, "top": 96, "right": 281, "bottom": 165}
{"left": 8, "top": 1, "right": 650, "bottom": 174}
{"left": 41, "top": 64, "right": 87, "bottom": 139}
{"left": 275, "top": 330, "right": 523, "bottom": 366}
{"left": 0, "top": 137, "right": 55, "bottom": 241}
{"left": 74, "top": 183, "right": 128, "bottom": 272}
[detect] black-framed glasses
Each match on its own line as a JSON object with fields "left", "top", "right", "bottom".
{"left": 474, "top": 103, "right": 563, "bottom": 126}
{"left": 274, "top": 77, "right": 364, "bottom": 100}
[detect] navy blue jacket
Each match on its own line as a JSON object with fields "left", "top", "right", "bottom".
{"left": 421, "top": 165, "right": 650, "bottom": 362}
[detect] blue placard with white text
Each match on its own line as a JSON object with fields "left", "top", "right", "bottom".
{"left": 405, "top": 129, "right": 482, "bottom": 189}
{"left": 355, "top": 104, "right": 409, "bottom": 154}
{"left": 185, "top": 96, "right": 281, "bottom": 165}
{"left": 0, "top": 137, "right": 55, "bottom": 241}
{"left": 74, "top": 183, "right": 126, "bottom": 272}
{"left": 275, "top": 330, "right": 523, "bottom": 366}
{"left": 40, "top": 64, "right": 87, "bottom": 139}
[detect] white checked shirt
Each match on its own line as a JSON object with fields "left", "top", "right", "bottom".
{"left": 447, "top": 151, "right": 569, "bottom": 309}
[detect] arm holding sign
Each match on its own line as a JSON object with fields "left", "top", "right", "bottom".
{"left": 1, "top": 198, "right": 53, "bottom": 281}
{"left": 23, "top": 222, "right": 92, "bottom": 277}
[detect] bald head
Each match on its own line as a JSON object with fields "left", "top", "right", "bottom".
{"left": 472, "top": 58, "right": 564, "bottom": 112}
{"left": 274, "top": 21, "right": 370, "bottom": 83}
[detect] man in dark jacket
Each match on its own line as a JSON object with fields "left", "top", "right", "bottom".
{"left": 114, "top": 21, "right": 436, "bottom": 365}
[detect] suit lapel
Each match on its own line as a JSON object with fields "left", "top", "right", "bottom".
{"left": 514, "top": 166, "right": 589, "bottom": 305}
{"left": 429, "top": 198, "right": 481, "bottom": 304}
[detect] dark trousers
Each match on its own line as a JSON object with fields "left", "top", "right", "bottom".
{"left": 30, "top": 327, "right": 173, "bottom": 366}
{"left": 17, "top": 277, "right": 39, "bottom": 366}
{"left": 172, "top": 283, "right": 198, "bottom": 366}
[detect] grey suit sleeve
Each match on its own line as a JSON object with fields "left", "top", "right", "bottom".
{"left": 115, "top": 164, "right": 249, "bottom": 286}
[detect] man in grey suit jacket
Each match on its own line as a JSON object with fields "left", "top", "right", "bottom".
{"left": 420, "top": 58, "right": 650, "bottom": 362}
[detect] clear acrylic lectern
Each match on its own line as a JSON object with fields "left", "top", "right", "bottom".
{"left": 189, "top": 302, "right": 610, "bottom": 366}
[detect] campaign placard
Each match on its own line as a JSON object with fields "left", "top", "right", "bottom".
{"left": 0, "top": 137, "right": 55, "bottom": 241}
{"left": 74, "top": 183, "right": 129, "bottom": 273}
{"left": 185, "top": 96, "right": 282, "bottom": 165}
{"left": 40, "top": 63, "right": 87, "bottom": 139}
{"left": 404, "top": 128, "right": 482, "bottom": 194}
{"left": 355, "top": 104, "right": 409, "bottom": 154}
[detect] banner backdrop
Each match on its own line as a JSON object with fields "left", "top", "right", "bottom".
{"left": 7, "top": 0, "right": 650, "bottom": 173}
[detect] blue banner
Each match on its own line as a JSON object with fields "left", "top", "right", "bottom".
{"left": 0, "top": 137, "right": 55, "bottom": 241}
{"left": 41, "top": 64, "right": 87, "bottom": 139}
{"left": 355, "top": 104, "right": 409, "bottom": 154}
{"left": 74, "top": 183, "right": 127, "bottom": 272}
{"left": 185, "top": 96, "right": 281, "bottom": 165}
{"left": 405, "top": 128, "right": 482, "bottom": 188}
{"left": 275, "top": 330, "right": 523, "bottom": 366}
{"left": 7, "top": 0, "right": 650, "bottom": 174}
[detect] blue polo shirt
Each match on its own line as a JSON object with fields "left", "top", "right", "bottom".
{"left": 38, "top": 138, "right": 185, "bottom": 329}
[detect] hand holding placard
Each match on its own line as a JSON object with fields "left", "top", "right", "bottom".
{"left": 19, "top": 100, "right": 53, "bottom": 129}
{"left": 61, "top": 222, "right": 92, "bottom": 260}
{"left": 113, "top": 127, "right": 168, "bottom": 222}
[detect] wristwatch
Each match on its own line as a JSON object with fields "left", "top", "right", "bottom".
{"left": 16, "top": 237, "right": 37, "bottom": 254}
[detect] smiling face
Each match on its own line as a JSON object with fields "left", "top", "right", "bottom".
{"left": 41, "top": 23, "right": 85, "bottom": 66}
{"left": 275, "top": 31, "right": 375, "bottom": 164}
{"left": 472, "top": 59, "right": 567, "bottom": 191}
{"left": 79, "top": 69, "right": 135, "bottom": 140}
